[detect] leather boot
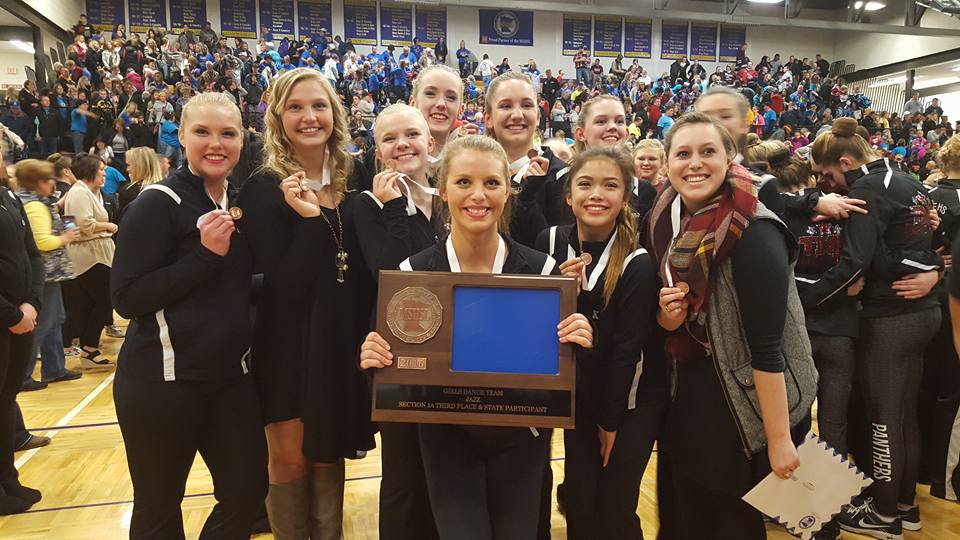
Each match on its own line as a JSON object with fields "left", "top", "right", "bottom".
{"left": 265, "top": 476, "right": 311, "bottom": 540}
{"left": 309, "top": 461, "right": 345, "bottom": 540}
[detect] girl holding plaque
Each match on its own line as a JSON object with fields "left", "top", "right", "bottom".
{"left": 352, "top": 103, "right": 443, "bottom": 540}
{"left": 111, "top": 92, "right": 267, "bottom": 538}
{"left": 649, "top": 113, "right": 817, "bottom": 539}
{"left": 535, "top": 147, "right": 667, "bottom": 539}
{"left": 236, "top": 68, "right": 375, "bottom": 540}
{"left": 360, "top": 135, "right": 594, "bottom": 539}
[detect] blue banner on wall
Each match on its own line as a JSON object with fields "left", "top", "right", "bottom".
{"left": 623, "top": 17, "right": 651, "bottom": 58}
{"left": 415, "top": 6, "right": 446, "bottom": 48}
{"left": 479, "top": 9, "right": 533, "bottom": 47}
{"left": 170, "top": 0, "right": 207, "bottom": 32}
{"left": 219, "top": 0, "right": 257, "bottom": 38}
{"left": 259, "top": 0, "right": 295, "bottom": 40}
{"left": 660, "top": 21, "right": 688, "bottom": 60}
{"left": 345, "top": 0, "right": 378, "bottom": 46}
{"left": 561, "top": 15, "right": 591, "bottom": 56}
{"left": 380, "top": 2, "right": 413, "bottom": 47}
{"left": 689, "top": 23, "right": 717, "bottom": 61}
{"left": 85, "top": 0, "right": 125, "bottom": 32}
{"left": 297, "top": 0, "right": 332, "bottom": 41}
{"left": 719, "top": 25, "right": 746, "bottom": 63}
{"left": 129, "top": 0, "right": 166, "bottom": 33}
{"left": 593, "top": 16, "right": 622, "bottom": 58}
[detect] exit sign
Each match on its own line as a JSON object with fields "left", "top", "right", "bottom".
{"left": 6, "top": 67, "right": 16, "bottom": 75}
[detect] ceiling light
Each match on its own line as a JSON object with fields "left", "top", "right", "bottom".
{"left": 747, "top": 0, "right": 784, "bottom": 3}
{"left": 914, "top": 76, "right": 960, "bottom": 89}
{"left": 853, "top": 1, "right": 886, "bottom": 10}
{"left": 10, "top": 40, "right": 34, "bottom": 54}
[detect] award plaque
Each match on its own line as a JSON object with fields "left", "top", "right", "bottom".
{"left": 372, "top": 270, "right": 578, "bottom": 428}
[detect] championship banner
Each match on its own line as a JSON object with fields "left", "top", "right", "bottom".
{"left": 660, "top": 20, "right": 689, "bottom": 60}
{"left": 85, "top": 0, "right": 124, "bottom": 32}
{"left": 593, "top": 16, "right": 623, "bottom": 58}
{"left": 479, "top": 9, "right": 534, "bottom": 46}
{"left": 380, "top": 2, "right": 413, "bottom": 47}
{"left": 260, "top": 0, "right": 296, "bottom": 40}
{"left": 414, "top": 5, "right": 446, "bottom": 48}
{"left": 345, "top": 0, "right": 378, "bottom": 46}
{"left": 297, "top": 0, "right": 333, "bottom": 41}
{"left": 561, "top": 14, "right": 591, "bottom": 56}
{"left": 170, "top": 0, "right": 207, "bottom": 32}
{"left": 623, "top": 17, "right": 652, "bottom": 58}
{"left": 719, "top": 24, "right": 746, "bottom": 63}
{"left": 689, "top": 22, "right": 717, "bottom": 62}
{"left": 129, "top": 0, "right": 167, "bottom": 33}
{"left": 219, "top": 0, "right": 257, "bottom": 39}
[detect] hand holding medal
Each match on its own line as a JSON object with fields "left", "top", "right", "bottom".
{"left": 280, "top": 171, "right": 322, "bottom": 218}
{"left": 558, "top": 251, "right": 593, "bottom": 293}
{"left": 658, "top": 280, "right": 690, "bottom": 325}
{"left": 524, "top": 148, "right": 550, "bottom": 180}
{"left": 372, "top": 160, "right": 405, "bottom": 203}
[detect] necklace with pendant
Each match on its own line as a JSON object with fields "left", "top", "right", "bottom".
{"left": 319, "top": 206, "right": 348, "bottom": 283}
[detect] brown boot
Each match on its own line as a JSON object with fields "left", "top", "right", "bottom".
{"left": 265, "top": 476, "right": 311, "bottom": 540}
{"left": 309, "top": 461, "right": 345, "bottom": 540}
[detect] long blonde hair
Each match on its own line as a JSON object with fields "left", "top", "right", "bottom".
{"left": 564, "top": 147, "right": 637, "bottom": 308}
{"left": 262, "top": 68, "right": 353, "bottom": 193}
{"left": 126, "top": 147, "right": 164, "bottom": 186}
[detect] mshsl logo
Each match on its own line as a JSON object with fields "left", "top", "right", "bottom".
{"left": 386, "top": 287, "right": 443, "bottom": 344}
{"left": 494, "top": 11, "right": 519, "bottom": 39}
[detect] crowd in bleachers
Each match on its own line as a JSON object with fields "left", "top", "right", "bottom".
{"left": 0, "top": 12, "right": 955, "bottom": 184}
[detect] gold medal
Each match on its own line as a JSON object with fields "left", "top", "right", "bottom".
{"left": 579, "top": 252, "right": 593, "bottom": 266}
{"left": 229, "top": 207, "right": 243, "bottom": 220}
{"left": 676, "top": 281, "right": 690, "bottom": 295}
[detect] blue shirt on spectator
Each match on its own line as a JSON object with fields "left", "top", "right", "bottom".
{"left": 159, "top": 120, "right": 180, "bottom": 149}
{"left": 102, "top": 165, "right": 127, "bottom": 195}
{"left": 71, "top": 109, "right": 87, "bottom": 133}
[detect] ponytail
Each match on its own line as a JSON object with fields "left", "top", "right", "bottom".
{"left": 602, "top": 204, "right": 638, "bottom": 309}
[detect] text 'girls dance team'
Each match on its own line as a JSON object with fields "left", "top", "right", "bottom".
{"left": 101, "top": 66, "right": 952, "bottom": 540}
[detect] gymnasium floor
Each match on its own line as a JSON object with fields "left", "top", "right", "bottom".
{"left": 2, "top": 326, "right": 959, "bottom": 539}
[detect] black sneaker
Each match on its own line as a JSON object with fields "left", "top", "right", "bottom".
{"left": 813, "top": 520, "right": 840, "bottom": 540}
{"left": 898, "top": 505, "right": 920, "bottom": 531}
{"left": 839, "top": 498, "right": 903, "bottom": 540}
{"left": 21, "top": 379, "right": 47, "bottom": 392}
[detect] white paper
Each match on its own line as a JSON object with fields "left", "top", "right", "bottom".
{"left": 742, "top": 433, "right": 873, "bottom": 539}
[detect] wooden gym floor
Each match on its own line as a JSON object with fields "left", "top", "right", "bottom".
{"left": 2, "top": 323, "right": 959, "bottom": 539}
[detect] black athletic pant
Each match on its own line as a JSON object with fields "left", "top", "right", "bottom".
{"left": 921, "top": 300, "right": 960, "bottom": 501}
{"left": 858, "top": 308, "right": 940, "bottom": 516}
{"left": 64, "top": 263, "right": 112, "bottom": 348}
{"left": 114, "top": 373, "right": 268, "bottom": 540}
{"left": 419, "top": 425, "right": 551, "bottom": 540}
{"left": 809, "top": 334, "right": 856, "bottom": 456}
{"left": 379, "top": 422, "right": 439, "bottom": 540}
{"left": 0, "top": 330, "right": 33, "bottom": 490}
{"left": 669, "top": 466, "right": 766, "bottom": 540}
{"left": 564, "top": 401, "right": 666, "bottom": 540}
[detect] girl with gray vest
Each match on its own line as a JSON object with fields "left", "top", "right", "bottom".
{"left": 649, "top": 112, "right": 817, "bottom": 540}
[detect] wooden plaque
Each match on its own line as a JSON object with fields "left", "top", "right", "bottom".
{"left": 372, "top": 270, "right": 578, "bottom": 429}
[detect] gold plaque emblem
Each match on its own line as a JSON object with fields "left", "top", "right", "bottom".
{"left": 386, "top": 287, "right": 443, "bottom": 344}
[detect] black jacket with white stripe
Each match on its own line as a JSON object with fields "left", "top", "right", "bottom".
{"left": 799, "top": 158, "right": 942, "bottom": 318}
{"left": 536, "top": 224, "right": 667, "bottom": 432}
{"left": 111, "top": 167, "right": 253, "bottom": 382}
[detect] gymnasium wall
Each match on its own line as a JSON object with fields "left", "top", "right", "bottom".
{"left": 0, "top": 51, "right": 34, "bottom": 89}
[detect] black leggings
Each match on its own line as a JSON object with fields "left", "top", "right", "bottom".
{"left": 858, "top": 308, "right": 940, "bottom": 516}
{"left": 563, "top": 401, "right": 666, "bottom": 540}
{"left": 0, "top": 330, "right": 32, "bottom": 491}
{"left": 809, "top": 334, "right": 856, "bottom": 456}
{"left": 114, "top": 374, "right": 268, "bottom": 540}
{"left": 669, "top": 465, "right": 766, "bottom": 540}
{"left": 63, "top": 263, "right": 112, "bottom": 348}
{"left": 419, "top": 425, "right": 551, "bottom": 540}
{"left": 379, "top": 422, "right": 438, "bottom": 540}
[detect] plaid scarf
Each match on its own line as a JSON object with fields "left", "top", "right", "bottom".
{"left": 648, "top": 163, "right": 760, "bottom": 356}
